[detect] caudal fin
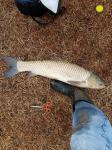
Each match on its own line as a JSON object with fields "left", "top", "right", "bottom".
{"left": 1, "top": 56, "right": 18, "bottom": 78}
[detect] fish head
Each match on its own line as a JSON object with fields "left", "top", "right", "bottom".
{"left": 87, "top": 73, "right": 105, "bottom": 89}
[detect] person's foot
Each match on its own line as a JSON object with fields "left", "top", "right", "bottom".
{"left": 50, "top": 80, "right": 92, "bottom": 103}
{"left": 50, "top": 80, "right": 75, "bottom": 98}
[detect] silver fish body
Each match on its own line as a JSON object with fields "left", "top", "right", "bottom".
{"left": 2, "top": 57, "right": 105, "bottom": 89}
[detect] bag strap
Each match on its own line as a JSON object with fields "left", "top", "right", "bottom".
{"left": 31, "top": 16, "right": 52, "bottom": 24}
{"left": 31, "top": 6, "right": 65, "bottom": 25}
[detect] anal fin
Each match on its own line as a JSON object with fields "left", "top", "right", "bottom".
{"left": 28, "top": 72, "right": 36, "bottom": 77}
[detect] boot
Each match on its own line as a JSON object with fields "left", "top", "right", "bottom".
{"left": 50, "top": 80, "right": 93, "bottom": 110}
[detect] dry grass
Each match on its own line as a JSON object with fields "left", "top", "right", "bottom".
{"left": 0, "top": 0, "right": 112, "bottom": 149}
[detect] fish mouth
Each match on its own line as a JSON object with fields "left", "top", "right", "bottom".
{"left": 88, "top": 83, "right": 106, "bottom": 89}
{"left": 95, "top": 84, "right": 106, "bottom": 89}
{"left": 98, "top": 85, "right": 106, "bottom": 89}
{"left": 98, "top": 81, "right": 106, "bottom": 89}
{"left": 89, "top": 84, "right": 106, "bottom": 89}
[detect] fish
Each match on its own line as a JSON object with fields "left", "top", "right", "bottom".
{"left": 1, "top": 56, "right": 105, "bottom": 89}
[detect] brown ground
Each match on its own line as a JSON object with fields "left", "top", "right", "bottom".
{"left": 0, "top": 0, "right": 112, "bottom": 149}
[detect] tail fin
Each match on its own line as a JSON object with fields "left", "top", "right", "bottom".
{"left": 1, "top": 57, "right": 18, "bottom": 78}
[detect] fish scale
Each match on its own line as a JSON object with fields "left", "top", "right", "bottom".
{"left": 18, "top": 61, "right": 91, "bottom": 81}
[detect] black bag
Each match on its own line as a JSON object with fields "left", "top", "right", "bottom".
{"left": 15, "top": 0, "right": 65, "bottom": 24}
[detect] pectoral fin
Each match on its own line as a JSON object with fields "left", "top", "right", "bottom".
{"left": 67, "top": 80, "right": 86, "bottom": 87}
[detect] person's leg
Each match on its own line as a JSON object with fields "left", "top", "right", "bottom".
{"left": 51, "top": 80, "right": 112, "bottom": 150}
